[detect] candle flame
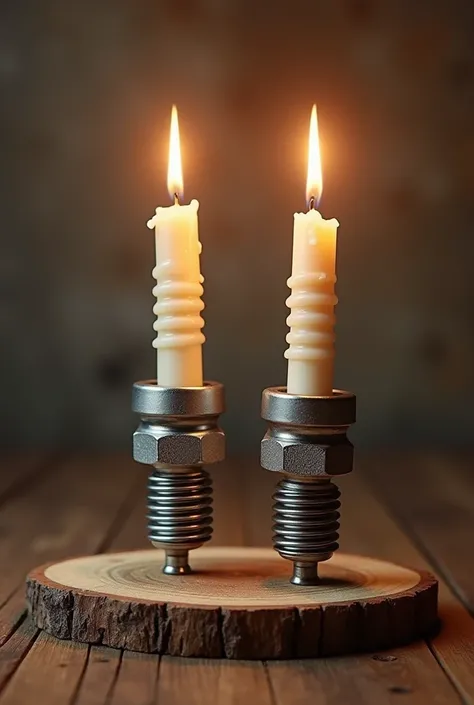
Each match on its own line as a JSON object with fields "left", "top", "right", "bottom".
{"left": 306, "top": 104, "right": 323, "bottom": 209}
{"left": 167, "top": 105, "right": 183, "bottom": 203}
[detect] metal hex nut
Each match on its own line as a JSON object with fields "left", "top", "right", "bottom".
{"left": 133, "top": 426, "right": 225, "bottom": 466}
{"left": 261, "top": 434, "right": 353, "bottom": 477}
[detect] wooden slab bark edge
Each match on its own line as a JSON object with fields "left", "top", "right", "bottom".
{"left": 26, "top": 550, "right": 438, "bottom": 660}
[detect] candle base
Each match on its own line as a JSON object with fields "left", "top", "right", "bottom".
{"left": 261, "top": 387, "right": 356, "bottom": 585}
{"left": 132, "top": 381, "right": 225, "bottom": 575}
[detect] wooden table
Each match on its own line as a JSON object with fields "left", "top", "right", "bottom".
{"left": 0, "top": 452, "right": 473, "bottom": 704}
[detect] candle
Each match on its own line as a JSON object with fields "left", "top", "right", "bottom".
{"left": 147, "top": 106, "right": 205, "bottom": 387}
{"left": 285, "top": 105, "right": 339, "bottom": 396}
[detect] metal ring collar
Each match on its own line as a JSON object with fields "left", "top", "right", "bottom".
{"left": 261, "top": 387, "right": 356, "bottom": 427}
{"left": 132, "top": 380, "right": 225, "bottom": 417}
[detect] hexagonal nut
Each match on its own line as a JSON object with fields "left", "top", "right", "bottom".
{"left": 261, "top": 434, "right": 354, "bottom": 477}
{"left": 133, "top": 427, "right": 225, "bottom": 466}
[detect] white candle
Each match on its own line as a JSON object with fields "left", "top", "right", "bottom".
{"left": 285, "top": 106, "right": 338, "bottom": 396}
{"left": 147, "top": 107, "right": 205, "bottom": 387}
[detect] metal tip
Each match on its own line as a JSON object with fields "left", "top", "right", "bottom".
{"left": 163, "top": 552, "right": 191, "bottom": 576}
{"left": 291, "top": 562, "right": 320, "bottom": 586}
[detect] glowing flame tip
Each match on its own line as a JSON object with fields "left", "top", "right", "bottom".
{"left": 167, "top": 105, "right": 183, "bottom": 203}
{"left": 306, "top": 104, "right": 323, "bottom": 209}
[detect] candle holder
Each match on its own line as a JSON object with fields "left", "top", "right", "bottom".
{"left": 261, "top": 386, "right": 356, "bottom": 585}
{"left": 132, "top": 380, "right": 225, "bottom": 575}
{"left": 29, "top": 381, "right": 438, "bottom": 658}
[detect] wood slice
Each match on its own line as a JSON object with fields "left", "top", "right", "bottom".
{"left": 27, "top": 547, "right": 438, "bottom": 659}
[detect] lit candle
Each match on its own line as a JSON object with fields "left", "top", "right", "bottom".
{"left": 147, "top": 106, "right": 205, "bottom": 387}
{"left": 285, "top": 105, "right": 339, "bottom": 396}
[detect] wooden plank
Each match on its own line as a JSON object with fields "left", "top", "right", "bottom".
{"left": 340, "top": 467, "right": 474, "bottom": 705}
{"left": 155, "top": 657, "right": 219, "bottom": 705}
{"left": 215, "top": 661, "right": 273, "bottom": 705}
{"left": 0, "top": 453, "right": 56, "bottom": 505}
{"left": 267, "top": 640, "right": 462, "bottom": 705}
{"left": 0, "top": 633, "right": 89, "bottom": 705}
{"left": 156, "top": 657, "right": 273, "bottom": 705}
{"left": 0, "top": 454, "right": 137, "bottom": 644}
{"left": 73, "top": 647, "right": 121, "bottom": 705}
{"left": 108, "top": 651, "right": 158, "bottom": 705}
{"left": 0, "top": 454, "right": 140, "bottom": 703}
{"left": 365, "top": 452, "right": 474, "bottom": 613}
{"left": 0, "top": 619, "right": 37, "bottom": 693}
{"left": 0, "top": 454, "right": 139, "bottom": 606}
{"left": 0, "top": 590, "right": 28, "bottom": 649}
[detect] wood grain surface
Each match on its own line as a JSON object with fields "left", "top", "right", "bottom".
{"left": 0, "top": 453, "right": 470, "bottom": 703}
{"left": 26, "top": 548, "right": 438, "bottom": 659}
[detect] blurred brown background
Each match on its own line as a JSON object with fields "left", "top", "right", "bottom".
{"left": 1, "top": 0, "right": 474, "bottom": 452}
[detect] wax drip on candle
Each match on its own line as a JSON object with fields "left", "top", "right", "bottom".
{"left": 284, "top": 213, "right": 339, "bottom": 396}
{"left": 148, "top": 199, "right": 205, "bottom": 355}
{"left": 285, "top": 104, "right": 338, "bottom": 396}
{"left": 151, "top": 271, "right": 205, "bottom": 350}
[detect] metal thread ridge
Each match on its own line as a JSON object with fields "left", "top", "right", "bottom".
{"left": 147, "top": 469, "right": 213, "bottom": 549}
{"left": 273, "top": 478, "right": 340, "bottom": 562}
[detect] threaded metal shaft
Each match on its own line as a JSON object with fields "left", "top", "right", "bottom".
{"left": 147, "top": 468, "right": 213, "bottom": 575}
{"left": 273, "top": 477, "right": 341, "bottom": 585}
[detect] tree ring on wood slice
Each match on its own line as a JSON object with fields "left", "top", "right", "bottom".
{"left": 27, "top": 547, "right": 438, "bottom": 659}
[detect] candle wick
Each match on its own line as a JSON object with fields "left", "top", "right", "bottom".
{"left": 174, "top": 193, "right": 180, "bottom": 206}
{"left": 307, "top": 192, "right": 322, "bottom": 211}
